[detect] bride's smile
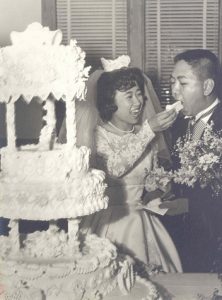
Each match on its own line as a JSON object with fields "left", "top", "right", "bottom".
{"left": 111, "top": 84, "right": 144, "bottom": 131}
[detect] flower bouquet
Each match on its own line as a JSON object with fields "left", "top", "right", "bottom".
{"left": 145, "top": 123, "right": 222, "bottom": 197}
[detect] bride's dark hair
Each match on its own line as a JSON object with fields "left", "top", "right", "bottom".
{"left": 97, "top": 67, "right": 145, "bottom": 122}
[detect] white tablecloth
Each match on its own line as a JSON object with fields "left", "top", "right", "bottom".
{"left": 106, "top": 273, "right": 222, "bottom": 300}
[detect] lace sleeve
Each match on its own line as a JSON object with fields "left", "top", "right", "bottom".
{"left": 96, "top": 120, "right": 155, "bottom": 177}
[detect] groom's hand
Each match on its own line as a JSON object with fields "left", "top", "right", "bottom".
{"left": 159, "top": 198, "right": 189, "bottom": 216}
{"left": 148, "top": 109, "right": 177, "bottom": 132}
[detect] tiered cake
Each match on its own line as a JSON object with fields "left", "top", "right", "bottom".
{"left": 0, "top": 23, "right": 161, "bottom": 300}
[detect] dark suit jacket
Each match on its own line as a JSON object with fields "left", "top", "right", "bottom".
{"left": 163, "top": 102, "right": 222, "bottom": 272}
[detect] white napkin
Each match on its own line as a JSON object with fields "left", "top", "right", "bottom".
{"left": 141, "top": 198, "right": 168, "bottom": 216}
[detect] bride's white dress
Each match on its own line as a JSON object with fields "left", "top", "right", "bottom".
{"left": 81, "top": 121, "right": 182, "bottom": 273}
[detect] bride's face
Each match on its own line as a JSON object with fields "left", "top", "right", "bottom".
{"left": 111, "top": 83, "right": 144, "bottom": 130}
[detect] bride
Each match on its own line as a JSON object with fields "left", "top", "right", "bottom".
{"left": 59, "top": 57, "right": 182, "bottom": 273}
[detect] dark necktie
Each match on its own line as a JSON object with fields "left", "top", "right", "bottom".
{"left": 186, "top": 117, "right": 195, "bottom": 140}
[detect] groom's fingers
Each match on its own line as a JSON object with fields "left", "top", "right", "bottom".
{"left": 159, "top": 200, "right": 176, "bottom": 209}
{"left": 159, "top": 198, "right": 189, "bottom": 215}
{"left": 161, "top": 193, "right": 175, "bottom": 201}
{"left": 159, "top": 201, "right": 181, "bottom": 216}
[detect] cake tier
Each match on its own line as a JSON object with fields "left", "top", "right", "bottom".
{"left": 0, "top": 145, "right": 108, "bottom": 220}
{"left": 0, "top": 233, "right": 160, "bottom": 300}
{"left": 0, "top": 275, "right": 159, "bottom": 300}
{"left": 0, "top": 144, "right": 90, "bottom": 181}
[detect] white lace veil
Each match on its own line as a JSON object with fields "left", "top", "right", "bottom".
{"left": 57, "top": 70, "right": 101, "bottom": 156}
{"left": 142, "top": 73, "right": 171, "bottom": 162}
{"left": 58, "top": 59, "right": 171, "bottom": 162}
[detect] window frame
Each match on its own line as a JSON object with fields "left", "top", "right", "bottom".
{"left": 41, "top": 0, "right": 57, "bottom": 30}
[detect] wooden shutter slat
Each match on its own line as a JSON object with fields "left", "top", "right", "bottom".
{"left": 57, "top": 0, "right": 127, "bottom": 64}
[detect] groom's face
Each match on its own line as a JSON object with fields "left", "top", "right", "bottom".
{"left": 171, "top": 60, "right": 205, "bottom": 116}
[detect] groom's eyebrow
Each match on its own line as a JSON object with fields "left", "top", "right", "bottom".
{"left": 177, "top": 75, "right": 187, "bottom": 80}
{"left": 170, "top": 75, "right": 187, "bottom": 79}
{"left": 171, "top": 75, "right": 189, "bottom": 83}
{"left": 177, "top": 75, "right": 187, "bottom": 79}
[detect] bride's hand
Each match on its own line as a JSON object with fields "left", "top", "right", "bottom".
{"left": 142, "top": 189, "right": 163, "bottom": 204}
{"left": 148, "top": 109, "right": 177, "bottom": 132}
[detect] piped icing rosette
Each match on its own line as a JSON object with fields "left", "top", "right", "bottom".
{"left": 22, "top": 225, "right": 69, "bottom": 259}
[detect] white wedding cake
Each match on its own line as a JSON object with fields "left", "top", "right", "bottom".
{"left": 0, "top": 23, "right": 161, "bottom": 300}
{"left": 0, "top": 22, "right": 108, "bottom": 220}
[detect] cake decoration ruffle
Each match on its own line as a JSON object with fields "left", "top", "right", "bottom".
{"left": 0, "top": 23, "right": 90, "bottom": 103}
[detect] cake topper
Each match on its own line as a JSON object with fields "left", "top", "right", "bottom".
{"left": 10, "top": 22, "right": 62, "bottom": 46}
{"left": 0, "top": 22, "right": 90, "bottom": 104}
{"left": 0, "top": 22, "right": 90, "bottom": 150}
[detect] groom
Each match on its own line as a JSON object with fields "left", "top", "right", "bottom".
{"left": 160, "top": 49, "right": 222, "bottom": 272}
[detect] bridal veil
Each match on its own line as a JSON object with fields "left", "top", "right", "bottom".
{"left": 58, "top": 56, "right": 171, "bottom": 163}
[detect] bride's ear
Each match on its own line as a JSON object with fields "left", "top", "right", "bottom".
{"left": 203, "top": 78, "right": 215, "bottom": 96}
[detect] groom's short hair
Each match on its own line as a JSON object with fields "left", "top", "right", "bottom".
{"left": 174, "top": 49, "right": 221, "bottom": 96}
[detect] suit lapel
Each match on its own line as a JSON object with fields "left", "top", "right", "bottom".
{"left": 208, "top": 102, "right": 222, "bottom": 131}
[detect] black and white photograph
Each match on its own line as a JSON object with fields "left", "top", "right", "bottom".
{"left": 0, "top": 0, "right": 222, "bottom": 299}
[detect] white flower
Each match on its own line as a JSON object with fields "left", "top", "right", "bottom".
{"left": 199, "top": 153, "right": 219, "bottom": 165}
{"left": 145, "top": 167, "right": 172, "bottom": 192}
{"left": 146, "top": 122, "right": 222, "bottom": 196}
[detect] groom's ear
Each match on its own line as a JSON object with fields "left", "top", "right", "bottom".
{"left": 203, "top": 78, "right": 215, "bottom": 96}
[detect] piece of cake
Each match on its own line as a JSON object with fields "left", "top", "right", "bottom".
{"left": 165, "top": 101, "right": 183, "bottom": 113}
{"left": 0, "top": 23, "right": 161, "bottom": 300}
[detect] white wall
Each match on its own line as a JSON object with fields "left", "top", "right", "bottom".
{"left": 0, "top": 0, "right": 41, "bottom": 47}
{"left": 0, "top": 0, "right": 42, "bottom": 140}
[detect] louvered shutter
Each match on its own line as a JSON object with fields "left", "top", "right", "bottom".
{"left": 56, "top": 0, "right": 128, "bottom": 70}
{"left": 145, "top": 0, "right": 220, "bottom": 106}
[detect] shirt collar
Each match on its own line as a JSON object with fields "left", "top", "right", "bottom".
{"left": 195, "top": 98, "right": 219, "bottom": 122}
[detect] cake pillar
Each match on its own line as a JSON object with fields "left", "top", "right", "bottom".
{"left": 39, "top": 97, "right": 56, "bottom": 150}
{"left": 65, "top": 99, "right": 76, "bottom": 148}
{"left": 68, "top": 218, "right": 80, "bottom": 254}
{"left": 6, "top": 100, "right": 16, "bottom": 150}
{"left": 8, "top": 220, "right": 20, "bottom": 254}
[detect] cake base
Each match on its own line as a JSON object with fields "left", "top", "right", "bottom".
{"left": 2, "top": 273, "right": 221, "bottom": 300}
{"left": 0, "top": 231, "right": 161, "bottom": 300}
{"left": 0, "top": 277, "right": 158, "bottom": 300}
